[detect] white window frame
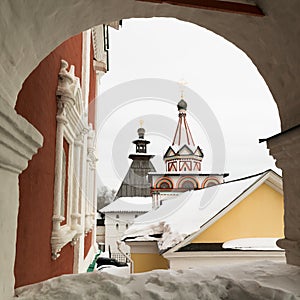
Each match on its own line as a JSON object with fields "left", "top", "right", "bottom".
{"left": 51, "top": 60, "right": 88, "bottom": 260}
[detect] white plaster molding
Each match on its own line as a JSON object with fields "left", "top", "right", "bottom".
{"left": 84, "top": 125, "right": 98, "bottom": 234}
{"left": 126, "top": 241, "right": 159, "bottom": 254}
{"left": 265, "top": 171, "right": 283, "bottom": 195}
{"left": 87, "top": 125, "right": 97, "bottom": 170}
{"left": 0, "top": 98, "right": 43, "bottom": 173}
{"left": 163, "top": 251, "right": 285, "bottom": 270}
{"left": 51, "top": 60, "right": 89, "bottom": 260}
{"left": 81, "top": 30, "right": 91, "bottom": 116}
{"left": 0, "top": 100, "right": 43, "bottom": 295}
{"left": 91, "top": 25, "right": 107, "bottom": 64}
{"left": 164, "top": 251, "right": 285, "bottom": 260}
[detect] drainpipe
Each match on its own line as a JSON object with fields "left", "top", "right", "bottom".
{"left": 116, "top": 240, "right": 134, "bottom": 274}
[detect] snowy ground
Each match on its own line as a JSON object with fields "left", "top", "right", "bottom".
{"left": 15, "top": 261, "right": 300, "bottom": 300}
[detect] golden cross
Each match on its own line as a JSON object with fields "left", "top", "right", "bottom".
{"left": 178, "top": 79, "right": 188, "bottom": 98}
{"left": 139, "top": 119, "right": 144, "bottom": 127}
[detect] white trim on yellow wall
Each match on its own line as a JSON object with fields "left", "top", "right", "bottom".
{"left": 163, "top": 250, "right": 285, "bottom": 270}
{"left": 127, "top": 241, "right": 159, "bottom": 254}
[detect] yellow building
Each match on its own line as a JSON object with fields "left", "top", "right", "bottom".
{"left": 124, "top": 170, "right": 284, "bottom": 272}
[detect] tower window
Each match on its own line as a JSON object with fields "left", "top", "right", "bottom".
{"left": 116, "top": 223, "right": 119, "bottom": 230}
{"left": 116, "top": 214, "right": 119, "bottom": 219}
{"left": 206, "top": 182, "right": 217, "bottom": 187}
{"left": 181, "top": 180, "right": 194, "bottom": 190}
{"left": 160, "top": 182, "right": 171, "bottom": 189}
{"left": 203, "top": 178, "right": 220, "bottom": 188}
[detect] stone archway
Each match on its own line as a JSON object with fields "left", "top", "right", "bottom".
{"left": 0, "top": 0, "right": 299, "bottom": 130}
{"left": 0, "top": 1, "right": 299, "bottom": 298}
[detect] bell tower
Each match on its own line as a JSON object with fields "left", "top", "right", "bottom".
{"left": 164, "top": 99, "right": 204, "bottom": 172}
{"left": 149, "top": 90, "right": 228, "bottom": 205}
{"left": 132, "top": 120, "right": 149, "bottom": 154}
{"left": 115, "top": 122, "right": 156, "bottom": 199}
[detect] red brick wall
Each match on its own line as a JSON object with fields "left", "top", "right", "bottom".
{"left": 84, "top": 231, "right": 93, "bottom": 258}
{"left": 14, "top": 34, "right": 82, "bottom": 288}
{"left": 61, "top": 139, "right": 70, "bottom": 225}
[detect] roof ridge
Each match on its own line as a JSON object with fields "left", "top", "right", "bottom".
{"left": 219, "top": 169, "right": 271, "bottom": 186}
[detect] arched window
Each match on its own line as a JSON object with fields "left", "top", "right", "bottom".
{"left": 116, "top": 214, "right": 119, "bottom": 219}
{"left": 177, "top": 177, "right": 199, "bottom": 190}
{"left": 181, "top": 180, "right": 195, "bottom": 190}
{"left": 116, "top": 223, "right": 119, "bottom": 230}
{"left": 126, "top": 224, "right": 129, "bottom": 229}
{"left": 156, "top": 178, "right": 173, "bottom": 189}
{"left": 202, "top": 178, "right": 220, "bottom": 188}
{"left": 160, "top": 182, "right": 171, "bottom": 189}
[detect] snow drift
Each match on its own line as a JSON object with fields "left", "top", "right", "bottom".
{"left": 15, "top": 261, "right": 300, "bottom": 300}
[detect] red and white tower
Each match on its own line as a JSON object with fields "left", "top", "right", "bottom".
{"left": 149, "top": 96, "right": 228, "bottom": 206}
{"left": 164, "top": 99, "right": 204, "bottom": 173}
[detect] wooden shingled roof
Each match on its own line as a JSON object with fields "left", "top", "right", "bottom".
{"left": 115, "top": 156, "right": 156, "bottom": 198}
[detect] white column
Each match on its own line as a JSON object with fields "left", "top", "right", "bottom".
{"left": 53, "top": 104, "right": 67, "bottom": 231}
{"left": 265, "top": 126, "right": 300, "bottom": 266}
{"left": 73, "top": 130, "right": 89, "bottom": 273}
{"left": 71, "top": 138, "right": 83, "bottom": 232}
{"left": 81, "top": 30, "right": 91, "bottom": 114}
{"left": 0, "top": 99, "right": 43, "bottom": 299}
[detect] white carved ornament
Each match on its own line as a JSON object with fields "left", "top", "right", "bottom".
{"left": 51, "top": 60, "right": 88, "bottom": 260}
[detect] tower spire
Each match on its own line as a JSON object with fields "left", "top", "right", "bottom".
{"left": 172, "top": 99, "right": 195, "bottom": 147}
{"left": 134, "top": 120, "right": 149, "bottom": 153}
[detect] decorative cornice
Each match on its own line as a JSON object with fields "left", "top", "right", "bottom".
{"left": 91, "top": 25, "right": 107, "bottom": 64}
{"left": 93, "top": 60, "right": 107, "bottom": 73}
{"left": 87, "top": 126, "right": 97, "bottom": 169}
{"left": 0, "top": 98, "right": 43, "bottom": 173}
{"left": 265, "top": 126, "right": 300, "bottom": 169}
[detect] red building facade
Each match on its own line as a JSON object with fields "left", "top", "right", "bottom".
{"left": 14, "top": 26, "right": 108, "bottom": 287}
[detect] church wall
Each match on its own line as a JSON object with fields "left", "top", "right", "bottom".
{"left": 14, "top": 34, "right": 82, "bottom": 288}
{"left": 191, "top": 183, "right": 284, "bottom": 244}
{"left": 104, "top": 212, "right": 142, "bottom": 255}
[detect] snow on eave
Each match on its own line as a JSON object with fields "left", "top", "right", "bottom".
{"left": 164, "top": 170, "right": 282, "bottom": 254}
{"left": 222, "top": 237, "right": 283, "bottom": 251}
{"left": 100, "top": 197, "right": 152, "bottom": 213}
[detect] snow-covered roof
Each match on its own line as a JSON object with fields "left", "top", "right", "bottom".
{"left": 123, "top": 170, "right": 282, "bottom": 252}
{"left": 100, "top": 197, "right": 152, "bottom": 213}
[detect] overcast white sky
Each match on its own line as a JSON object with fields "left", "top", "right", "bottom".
{"left": 97, "top": 18, "right": 281, "bottom": 190}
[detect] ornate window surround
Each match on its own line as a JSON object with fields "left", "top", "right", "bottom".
{"left": 51, "top": 60, "right": 89, "bottom": 260}
{"left": 155, "top": 177, "right": 174, "bottom": 189}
